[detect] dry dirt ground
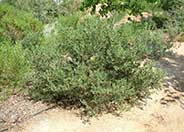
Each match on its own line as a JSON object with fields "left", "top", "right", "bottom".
{"left": 3, "top": 43, "right": 184, "bottom": 132}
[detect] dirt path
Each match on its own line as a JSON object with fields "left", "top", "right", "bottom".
{"left": 8, "top": 43, "right": 184, "bottom": 132}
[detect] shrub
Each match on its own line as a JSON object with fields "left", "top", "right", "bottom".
{"left": 57, "top": 13, "right": 81, "bottom": 29}
{"left": 167, "top": 0, "right": 184, "bottom": 33}
{"left": 158, "top": 0, "right": 184, "bottom": 36}
{"left": 135, "top": 28, "right": 167, "bottom": 58}
{"left": 0, "top": 42, "right": 30, "bottom": 100}
{"left": 28, "top": 16, "right": 164, "bottom": 115}
{"left": 2, "top": 0, "right": 59, "bottom": 23}
{"left": 0, "top": 3, "right": 43, "bottom": 46}
{"left": 57, "top": 0, "right": 81, "bottom": 16}
{"left": 3, "top": 0, "right": 82, "bottom": 23}
{"left": 112, "top": 21, "right": 167, "bottom": 59}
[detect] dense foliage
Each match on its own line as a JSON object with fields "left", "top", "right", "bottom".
{"left": 2, "top": 0, "right": 58, "bottom": 23}
{"left": 0, "top": 3, "right": 43, "bottom": 46}
{"left": 28, "top": 16, "right": 164, "bottom": 114}
{"left": 2, "top": 0, "right": 82, "bottom": 23}
{"left": 81, "top": 0, "right": 184, "bottom": 33}
{"left": 81, "top": 0, "right": 160, "bottom": 15}
{"left": 0, "top": 42, "right": 29, "bottom": 100}
{"left": 164, "top": 0, "right": 184, "bottom": 33}
{"left": 0, "top": 3, "right": 41, "bottom": 100}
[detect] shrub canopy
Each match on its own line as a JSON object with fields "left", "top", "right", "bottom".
{"left": 28, "top": 16, "right": 164, "bottom": 114}
{"left": 0, "top": 3, "right": 43, "bottom": 44}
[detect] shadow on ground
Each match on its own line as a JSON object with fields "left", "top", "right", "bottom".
{"left": 157, "top": 43, "right": 184, "bottom": 109}
{"left": 159, "top": 44, "right": 184, "bottom": 91}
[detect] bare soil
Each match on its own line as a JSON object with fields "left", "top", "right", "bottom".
{"left": 1, "top": 42, "right": 184, "bottom": 132}
{"left": 0, "top": 95, "right": 55, "bottom": 132}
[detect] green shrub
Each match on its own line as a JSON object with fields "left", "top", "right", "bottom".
{"left": 28, "top": 16, "right": 164, "bottom": 114}
{"left": 57, "top": 13, "right": 81, "bottom": 29}
{"left": 0, "top": 3, "right": 43, "bottom": 46}
{"left": 160, "top": 0, "right": 183, "bottom": 11}
{"left": 0, "top": 42, "right": 30, "bottom": 100}
{"left": 3, "top": 0, "right": 59, "bottom": 23}
{"left": 159, "top": 0, "right": 184, "bottom": 36}
{"left": 58, "top": 0, "right": 82, "bottom": 16}
{"left": 113, "top": 21, "right": 167, "bottom": 59}
{"left": 3, "top": 0, "right": 82, "bottom": 23}
{"left": 136, "top": 28, "right": 167, "bottom": 58}
{"left": 168, "top": 0, "right": 184, "bottom": 33}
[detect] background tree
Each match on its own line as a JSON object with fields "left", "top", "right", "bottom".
{"left": 81, "top": 0, "right": 161, "bottom": 15}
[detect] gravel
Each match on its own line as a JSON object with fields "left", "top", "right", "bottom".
{"left": 0, "top": 94, "right": 55, "bottom": 131}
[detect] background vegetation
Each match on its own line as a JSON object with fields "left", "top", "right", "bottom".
{"left": 0, "top": 42, "right": 29, "bottom": 100}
